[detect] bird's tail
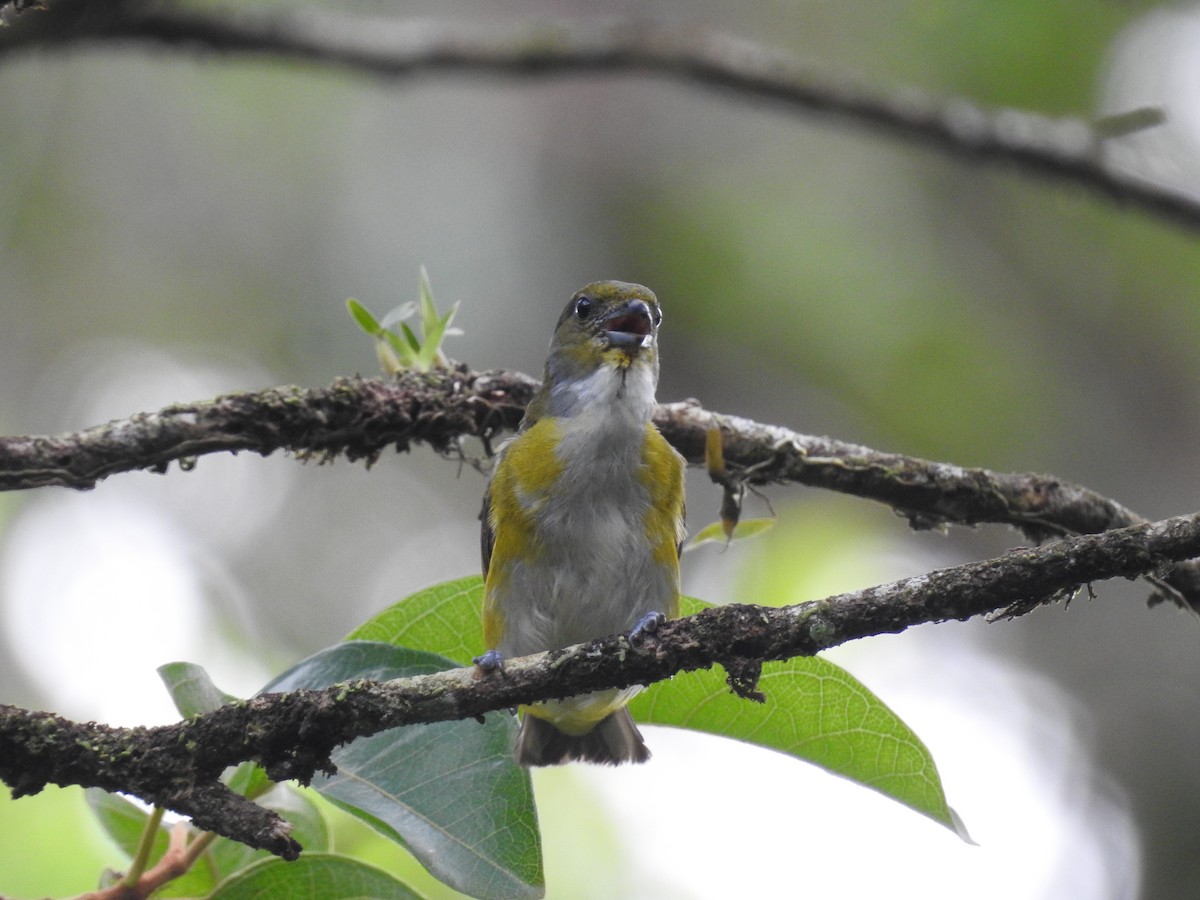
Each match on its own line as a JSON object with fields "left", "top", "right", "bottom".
{"left": 515, "top": 708, "right": 649, "bottom": 766}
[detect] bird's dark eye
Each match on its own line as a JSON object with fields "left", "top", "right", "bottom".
{"left": 651, "top": 306, "right": 663, "bottom": 327}
{"left": 574, "top": 296, "right": 593, "bottom": 319}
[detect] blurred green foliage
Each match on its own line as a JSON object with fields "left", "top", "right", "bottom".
{"left": 3, "top": 0, "right": 1200, "bottom": 896}
{"left": 0, "top": 786, "right": 112, "bottom": 897}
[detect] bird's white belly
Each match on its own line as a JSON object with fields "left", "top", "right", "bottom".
{"left": 496, "top": 419, "right": 674, "bottom": 657}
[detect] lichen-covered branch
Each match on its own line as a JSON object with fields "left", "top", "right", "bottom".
{"left": 2, "top": 507, "right": 1198, "bottom": 857}
{"left": 0, "top": 368, "right": 537, "bottom": 490}
{"left": 657, "top": 401, "right": 1197, "bottom": 604}
{"left": 2, "top": 368, "right": 1196, "bottom": 609}
{"left": 0, "top": 4, "right": 1195, "bottom": 228}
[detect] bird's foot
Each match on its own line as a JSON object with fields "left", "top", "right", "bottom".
{"left": 629, "top": 611, "right": 666, "bottom": 641}
{"left": 473, "top": 649, "right": 505, "bottom": 672}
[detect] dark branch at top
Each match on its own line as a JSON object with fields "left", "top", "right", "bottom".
{"left": 0, "top": 367, "right": 1196, "bottom": 611}
{"left": 0, "top": 4, "right": 1195, "bottom": 228}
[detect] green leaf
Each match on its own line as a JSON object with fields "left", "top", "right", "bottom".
{"left": 209, "top": 854, "right": 424, "bottom": 900}
{"left": 630, "top": 596, "right": 963, "bottom": 836}
{"left": 399, "top": 321, "right": 422, "bottom": 355}
{"left": 417, "top": 301, "right": 460, "bottom": 370}
{"left": 353, "top": 269, "right": 459, "bottom": 375}
{"left": 685, "top": 520, "right": 727, "bottom": 548}
{"left": 354, "top": 577, "right": 962, "bottom": 837}
{"left": 157, "top": 661, "right": 238, "bottom": 718}
{"left": 346, "top": 298, "right": 382, "bottom": 336}
{"left": 84, "top": 790, "right": 217, "bottom": 897}
{"left": 684, "top": 516, "right": 776, "bottom": 550}
{"left": 380, "top": 330, "right": 414, "bottom": 371}
{"left": 412, "top": 267, "right": 457, "bottom": 370}
{"left": 225, "top": 759, "right": 273, "bottom": 802}
{"left": 346, "top": 575, "right": 483, "bottom": 664}
{"left": 261, "top": 641, "right": 543, "bottom": 900}
{"left": 439, "top": 302, "right": 459, "bottom": 333}
{"left": 87, "top": 789, "right": 146, "bottom": 859}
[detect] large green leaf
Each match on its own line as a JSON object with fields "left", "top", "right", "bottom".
{"left": 262, "top": 641, "right": 543, "bottom": 900}
{"left": 632, "top": 602, "right": 963, "bottom": 835}
{"left": 356, "top": 577, "right": 963, "bottom": 836}
{"left": 209, "top": 854, "right": 423, "bottom": 900}
{"left": 347, "top": 575, "right": 482, "bottom": 662}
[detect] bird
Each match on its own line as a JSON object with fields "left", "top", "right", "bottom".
{"left": 476, "top": 281, "right": 686, "bottom": 765}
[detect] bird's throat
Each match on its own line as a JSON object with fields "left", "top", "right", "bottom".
{"left": 547, "top": 357, "right": 657, "bottom": 424}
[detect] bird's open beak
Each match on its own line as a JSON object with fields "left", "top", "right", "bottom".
{"left": 603, "top": 300, "right": 654, "bottom": 349}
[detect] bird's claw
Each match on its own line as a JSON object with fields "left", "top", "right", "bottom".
{"left": 629, "top": 611, "right": 666, "bottom": 641}
{"left": 473, "top": 649, "right": 505, "bottom": 672}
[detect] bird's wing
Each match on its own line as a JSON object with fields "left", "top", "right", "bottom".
{"left": 678, "top": 494, "right": 686, "bottom": 560}
{"left": 479, "top": 485, "right": 495, "bottom": 579}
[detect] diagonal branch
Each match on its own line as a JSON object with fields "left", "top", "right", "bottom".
{"left": 1, "top": 367, "right": 1196, "bottom": 609}
{"left": 0, "top": 5, "right": 1195, "bottom": 228}
{"left": 2, "top": 506, "right": 1198, "bottom": 857}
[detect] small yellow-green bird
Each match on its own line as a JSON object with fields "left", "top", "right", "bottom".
{"left": 477, "top": 281, "right": 686, "bottom": 765}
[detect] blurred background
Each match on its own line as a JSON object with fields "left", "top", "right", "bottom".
{"left": 2, "top": 1, "right": 1199, "bottom": 897}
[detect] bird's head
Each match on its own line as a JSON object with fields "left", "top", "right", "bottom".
{"left": 531, "top": 281, "right": 664, "bottom": 421}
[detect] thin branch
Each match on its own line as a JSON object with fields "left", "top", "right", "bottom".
{"left": 0, "top": 5, "right": 1194, "bottom": 228}
{"left": 1, "top": 506, "right": 1198, "bottom": 857}
{"left": 1, "top": 368, "right": 1195, "bottom": 609}
{"left": 121, "top": 806, "right": 166, "bottom": 892}
{"left": 78, "top": 821, "right": 203, "bottom": 900}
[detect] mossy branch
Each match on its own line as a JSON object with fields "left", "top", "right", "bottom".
{"left": 1, "top": 367, "right": 1194, "bottom": 609}
{"left": 2, "top": 505, "right": 1198, "bottom": 856}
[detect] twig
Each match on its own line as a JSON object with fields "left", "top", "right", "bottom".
{"left": 0, "top": 6, "right": 1194, "bottom": 227}
{"left": 1, "top": 506, "right": 1198, "bottom": 857}
{"left": 75, "top": 822, "right": 211, "bottom": 900}
{"left": 120, "top": 806, "right": 165, "bottom": 891}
